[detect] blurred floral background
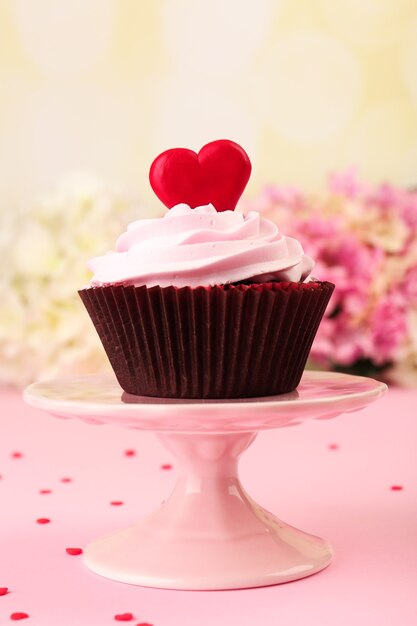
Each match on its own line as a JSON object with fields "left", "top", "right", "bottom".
{"left": 1, "top": 0, "right": 417, "bottom": 387}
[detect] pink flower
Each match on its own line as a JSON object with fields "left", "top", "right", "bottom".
{"left": 262, "top": 184, "right": 305, "bottom": 210}
{"left": 247, "top": 172, "right": 417, "bottom": 379}
{"left": 400, "top": 266, "right": 417, "bottom": 304}
{"left": 370, "top": 296, "right": 408, "bottom": 364}
{"left": 312, "top": 315, "right": 370, "bottom": 366}
{"left": 366, "top": 182, "right": 401, "bottom": 211}
{"left": 328, "top": 168, "right": 366, "bottom": 199}
{"left": 401, "top": 193, "right": 417, "bottom": 230}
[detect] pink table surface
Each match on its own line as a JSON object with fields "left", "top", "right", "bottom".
{"left": 0, "top": 382, "right": 416, "bottom": 626}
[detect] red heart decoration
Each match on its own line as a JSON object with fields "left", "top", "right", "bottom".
{"left": 149, "top": 139, "right": 251, "bottom": 212}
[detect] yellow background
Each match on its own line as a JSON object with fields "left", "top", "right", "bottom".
{"left": 1, "top": 0, "right": 417, "bottom": 211}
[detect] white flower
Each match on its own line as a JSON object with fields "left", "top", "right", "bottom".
{"left": 0, "top": 173, "right": 156, "bottom": 387}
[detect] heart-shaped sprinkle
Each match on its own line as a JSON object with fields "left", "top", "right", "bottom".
{"left": 66, "top": 548, "right": 83, "bottom": 555}
{"left": 149, "top": 139, "right": 251, "bottom": 212}
{"left": 390, "top": 485, "right": 403, "bottom": 491}
{"left": 110, "top": 500, "right": 124, "bottom": 506}
{"left": 114, "top": 613, "right": 134, "bottom": 621}
{"left": 11, "top": 452, "right": 23, "bottom": 459}
{"left": 10, "top": 613, "right": 29, "bottom": 620}
{"left": 161, "top": 464, "right": 172, "bottom": 471}
{"left": 39, "top": 489, "right": 52, "bottom": 494}
{"left": 0, "top": 587, "right": 8, "bottom": 596}
{"left": 36, "top": 518, "right": 50, "bottom": 524}
{"left": 60, "top": 477, "right": 72, "bottom": 483}
{"left": 124, "top": 449, "right": 136, "bottom": 457}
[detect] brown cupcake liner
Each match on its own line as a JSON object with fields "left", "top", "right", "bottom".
{"left": 79, "top": 281, "right": 334, "bottom": 399}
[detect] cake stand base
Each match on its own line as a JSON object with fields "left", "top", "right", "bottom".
{"left": 24, "top": 371, "right": 387, "bottom": 590}
{"left": 84, "top": 432, "right": 332, "bottom": 590}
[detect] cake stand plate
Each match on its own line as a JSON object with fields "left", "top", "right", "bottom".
{"left": 24, "top": 371, "right": 386, "bottom": 590}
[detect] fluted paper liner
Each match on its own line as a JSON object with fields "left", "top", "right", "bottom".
{"left": 79, "top": 281, "right": 335, "bottom": 399}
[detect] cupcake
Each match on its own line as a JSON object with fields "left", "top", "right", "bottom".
{"left": 79, "top": 140, "right": 334, "bottom": 398}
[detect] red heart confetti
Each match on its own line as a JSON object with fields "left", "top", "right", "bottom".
{"left": 110, "top": 500, "right": 124, "bottom": 506}
{"left": 10, "top": 613, "right": 29, "bottom": 620}
{"left": 60, "top": 477, "right": 72, "bottom": 483}
{"left": 124, "top": 449, "right": 136, "bottom": 457}
{"left": 161, "top": 464, "right": 172, "bottom": 471}
{"left": 149, "top": 139, "right": 251, "bottom": 212}
{"left": 39, "top": 489, "right": 52, "bottom": 494}
{"left": 11, "top": 452, "right": 23, "bottom": 459}
{"left": 0, "top": 587, "right": 8, "bottom": 595}
{"left": 390, "top": 485, "right": 403, "bottom": 491}
{"left": 66, "top": 548, "right": 83, "bottom": 555}
{"left": 136, "top": 623, "right": 153, "bottom": 626}
{"left": 36, "top": 518, "right": 50, "bottom": 524}
{"left": 114, "top": 613, "right": 134, "bottom": 621}
{"left": 328, "top": 443, "right": 339, "bottom": 450}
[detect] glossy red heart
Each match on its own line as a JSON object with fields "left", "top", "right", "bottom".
{"left": 149, "top": 139, "right": 251, "bottom": 212}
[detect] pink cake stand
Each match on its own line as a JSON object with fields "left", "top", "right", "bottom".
{"left": 24, "top": 370, "right": 386, "bottom": 590}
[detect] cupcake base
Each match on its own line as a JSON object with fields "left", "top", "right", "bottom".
{"left": 79, "top": 281, "right": 334, "bottom": 399}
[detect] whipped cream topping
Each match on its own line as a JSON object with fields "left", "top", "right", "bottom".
{"left": 88, "top": 204, "right": 314, "bottom": 288}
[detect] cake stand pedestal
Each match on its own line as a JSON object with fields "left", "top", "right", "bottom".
{"left": 24, "top": 371, "right": 386, "bottom": 590}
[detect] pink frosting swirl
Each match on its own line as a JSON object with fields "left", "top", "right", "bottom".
{"left": 88, "top": 204, "right": 314, "bottom": 288}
